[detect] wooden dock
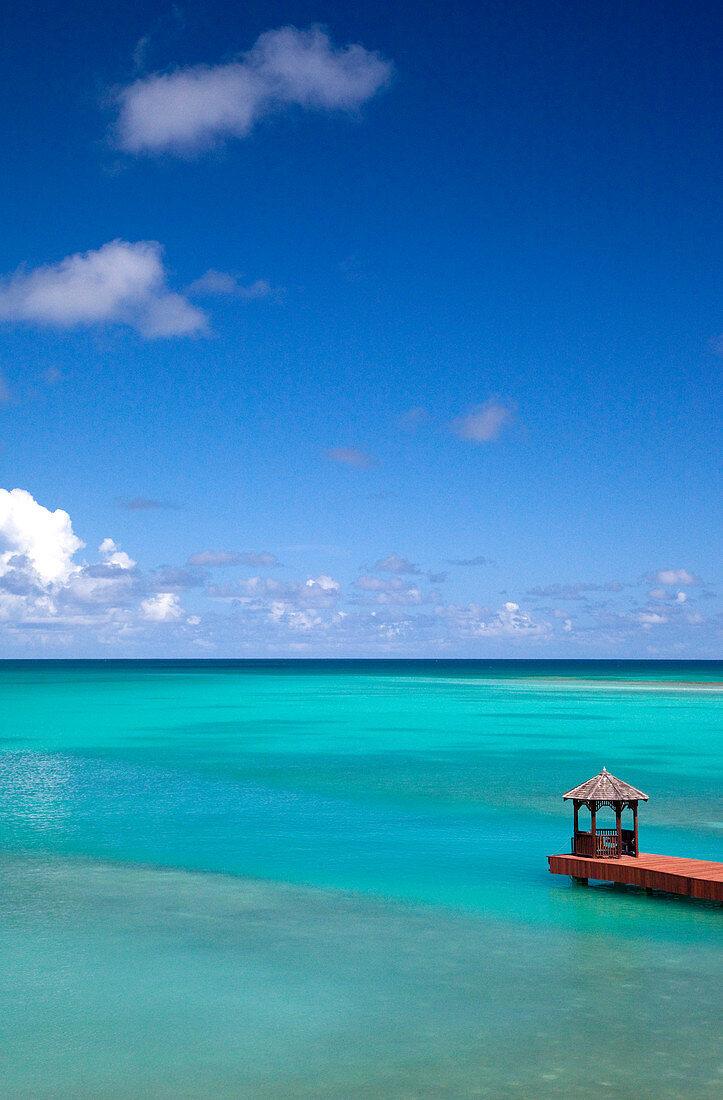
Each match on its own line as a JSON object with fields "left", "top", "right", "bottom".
{"left": 548, "top": 851, "right": 723, "bottom": 901}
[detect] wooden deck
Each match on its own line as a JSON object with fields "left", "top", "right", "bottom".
{"left": 548, "top": 851, "right": 723, "bottom": 901}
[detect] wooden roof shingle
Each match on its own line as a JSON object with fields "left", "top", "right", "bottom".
{"left": 563, "top": 767, "right": 648, "bottom": 802}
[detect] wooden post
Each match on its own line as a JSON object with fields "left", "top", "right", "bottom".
{"left": 573, "top": 800, "right": 579, "bottom": 836}
{"left": 633, "top": 802, "right": 639, "bottom": 857}
{"left": 616, "top": 803, "right": 622, "bottom": 858}
{"left": 590, "top": 802, "right": 597, "bottom": 856}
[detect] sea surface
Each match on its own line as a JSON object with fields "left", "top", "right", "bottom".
{"left": 1, "top": 659, "right": 721, "bottom": 1098}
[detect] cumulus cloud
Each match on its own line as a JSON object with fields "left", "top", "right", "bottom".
{"left": 0, "top": 241, "right": 207, "bottom": 337}
{"left": 451, "top": 400, "right": 513, "bottom": 443}
{"left": 0, "top": 488, "right": 84, "bottom": 585}
{"left": 207, "top": 576, "right": 290, "bottom": 601}
{"left": 637, "top": 611, "right": 668, "bottom": 627}
{"left": 115, "top": 25, "right": 393, "bottom": 155}
{"left": 436, "top": 601, "right": 549, "bottom": 639}
{"left": 326, "top": 447, "right": 373, "bottom": 468}
{"left": 0, "top": 487, "right": 718, "bottom": 656}
{"left": 372, "top": 554, "right": 420, "bottom": 575}
{"left": 140, "top": 592, "right": 182, "bottom": 621}
{"left": 651, "top": 568, "right": 703, "bottom": 586}
{"left": 352, "top": 575, "right": 426, "bottom": 605}
{"left": 99, "top": 538, "right": 136, "bottom": 570}
{"left": 208, "top": 573, "right": 341, "bottom": 610}
{"left": 648, "top": 587, "right": 688, "bottom": 603}
{"left": 0, "top": 489, "right": 154, "bottom": 635}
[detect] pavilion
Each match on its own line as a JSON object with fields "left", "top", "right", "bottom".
{"left": 563, "top": 766, "right": 648, "bottom": 859}
{"left": 549, "top": 769, "right": 723, "bottom": 900}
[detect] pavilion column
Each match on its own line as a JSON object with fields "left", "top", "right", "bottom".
{"left": 590, "top": 802, "right": 597, "bottom": 856}
{"left": 633, "top": 802, "right": 639, "bottom": 857}
{"left": 616, "top": 804, "right": 622, "bottom": 858}
{"left": 573, "top": 801, "right": 579, "bottom": 835}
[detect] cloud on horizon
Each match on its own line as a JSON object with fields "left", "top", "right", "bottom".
{"left": 0, "top": 489, "right": 718, "bottom": 657}
{"left": 115, "top": 25, "right": 393, "bottom": 156}
{"left": 0, "top": 241, "right": 207, "bottom": 337}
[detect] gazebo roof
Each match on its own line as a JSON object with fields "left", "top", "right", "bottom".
{"left": 563, "top": 767, "right": 648, "bottom": 802}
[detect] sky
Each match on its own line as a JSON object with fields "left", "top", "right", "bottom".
{"left": 0, "top": 0, "right": 720, "bottom": 657}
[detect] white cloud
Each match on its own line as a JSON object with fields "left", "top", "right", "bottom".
{"left": 637, "top": 611, "right": 667, "bottom": 627}
{"left": 0, "top": 488, "right": 718, "bottom": 657}
{"left": 353, "top": 575, "right": 426, "bottom": 605}
{"left": 648, "top": 587, "right": 688, "bottom": 603}
{"left": 99, "top": 538, "right": 136, "bottom": 570}
{"left": 305, "top": 574, "right": 340, "bottom": 592}
{"left": 140, "top": 592, "right": 182, "bottom": 621}
{"left": 437, "top": 600, "right": 549, "bottom": 639}
{"left": 654, "top": 568, "right": 702, "bottom": 586}
{"left": 451, "top": 400, "right": 513, "bottom": 443}
{"left": 0, "top": 241, "right": 207, "bottom": 337}
{"left": 115, "top": 25, "right": 393, "bottom": 155}
{"left": 0, "top": 488, "right": 84, "bottom": 585}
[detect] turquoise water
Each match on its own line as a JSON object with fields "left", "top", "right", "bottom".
{"left": 1, "top": 659, "right": 721, "bottom": 1097}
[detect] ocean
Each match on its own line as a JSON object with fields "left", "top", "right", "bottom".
{"left": 1, "top": 659, "right": 721, "bottom": 1097}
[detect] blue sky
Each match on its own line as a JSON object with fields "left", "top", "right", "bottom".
{"left": 0, "top": 0, "right": 720, "bottom": 656}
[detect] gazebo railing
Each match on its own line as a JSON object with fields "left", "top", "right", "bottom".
{"left": 572, "top": 829, "right": 628, "bottom": 858}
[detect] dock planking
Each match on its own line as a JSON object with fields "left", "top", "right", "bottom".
{"left": 548, "top": 851, "right": 723, "bottom": 901}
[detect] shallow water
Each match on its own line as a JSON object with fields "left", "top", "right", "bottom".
{"left": 1, "top": 660, "right": 721, "bottom": 1097}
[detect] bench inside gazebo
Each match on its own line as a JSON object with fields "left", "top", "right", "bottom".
{"left": 564, "top": 766, "right": 648, "bottom": 859}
